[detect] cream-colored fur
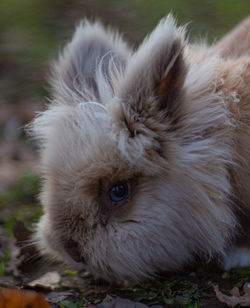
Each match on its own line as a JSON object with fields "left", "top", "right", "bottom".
{"left": 30, "top": 15, "right": 250, "bottom": 282}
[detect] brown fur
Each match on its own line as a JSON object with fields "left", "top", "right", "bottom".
{"left": 30, "top": 15, "right": 250, "bottom": 282}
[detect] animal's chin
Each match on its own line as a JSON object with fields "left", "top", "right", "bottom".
{"left": 63, "top": 239, "right": 86, "bottom": 264}
{"left": 55, "top": 246, "right": 86, "bottom": 270}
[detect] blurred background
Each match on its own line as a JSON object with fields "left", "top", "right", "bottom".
{"left": 0, "top": 0, "right": 249, "bottom": 232}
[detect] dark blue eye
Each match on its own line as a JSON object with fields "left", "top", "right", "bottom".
{"left": 109, "top": 182, "right": 128, "bottom": 203}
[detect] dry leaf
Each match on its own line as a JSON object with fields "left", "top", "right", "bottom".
{"left": 230, "top": 287, "right": 240, "bottom": 297}
{"left": 214, "top": 283, "right": 250, "bottom": 307}
{"left": 243, "top": 282, "right": 250, "bottom": 296}
{"left": 23, "top": 271, "right": 61, "bottom": 290}
{"left": 0, "top": 288, "right": 51, "bottom": 308}
{"left": 46, "top": 291, "right": 76, "bottom": 304}
{"left": 214, "top": 285, "right": 240, "bottom": 307}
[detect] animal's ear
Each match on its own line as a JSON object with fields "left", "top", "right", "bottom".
{"left": 52, "top": 20, "right": 132, "bottom": 103}
{"left": 116, "top": 15, "right": 187, "bottom": 133}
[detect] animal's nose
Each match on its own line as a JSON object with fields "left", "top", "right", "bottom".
{"left": 64, "top": 240, "right": 86, "bottom": 263}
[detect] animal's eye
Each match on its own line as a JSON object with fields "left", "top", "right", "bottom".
{"left": 109, "top": 182, "right": 128, "bottom": 203}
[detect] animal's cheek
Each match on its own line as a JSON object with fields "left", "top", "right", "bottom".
{"left": 35, "top": 214, "right": 59, "bottom": 255}
{"left": 35, "top": 214, "right": 73, "bottom": 261}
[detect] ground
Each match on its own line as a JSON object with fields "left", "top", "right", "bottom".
{"left": 0, "top": 0, "right": 250, "bottom": 307}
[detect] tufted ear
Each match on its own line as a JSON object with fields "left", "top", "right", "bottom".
{"left": 116, "top": 15, "right": 187, "bottom": 134}
{"left": 51, "top": 20, "right": 132, "bottom": 104}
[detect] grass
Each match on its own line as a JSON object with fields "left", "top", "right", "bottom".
{"left": 0, "top": 172, "right": 41, "bottom": 276}
{"left": 60, "top": 298, "right": 84, "bottom": 308}
{"left": 127, "top": 278, "right": 210, "bottom": 307}
{"left": 0, "top": 246, "right": 10, "bottom": 277}
{"left": 0, "top": 0, "right": 249, "bottom": 121}
{"left": 63, "top": 270, "right": 79, "bottom": 276}
{"left": 0, "top": 173, "right": 42, "bottom": 235}
{"left": 226, "top": 267, "right": 250, "bottom": 288}
{"left": 0, "top": 173, "right": 40, "bottom": 206}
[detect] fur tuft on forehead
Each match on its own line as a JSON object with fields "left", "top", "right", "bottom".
{"left": 31, "top": 101, "right": 170, "bottom": 179}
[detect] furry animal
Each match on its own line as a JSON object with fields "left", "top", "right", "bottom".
{"left": 31, "top": 15, "right": 250, "bottom": 282}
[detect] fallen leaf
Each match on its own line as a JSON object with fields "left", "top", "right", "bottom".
{"left": 0, "top": 288, "right": 51, "bottom": 308}
{"left": 214, "top": 285, "right": 240, "bottom": 307}
{"left": 214, "top": 283, "right": 250, "bottom": 307}
{"left": 230, "top": 287, "right": 240, "bottom": 297}
{"left": 46, "top": 290, "right": 77, "bottom": 304}
{"left": 243, "top": 282, "right": 250, "bottom": 296}
{"left": 23, "top": 271, "right": 61, "bottom": 290}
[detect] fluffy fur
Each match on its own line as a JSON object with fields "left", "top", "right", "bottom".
{"left": 31, "top": 15, "right": 250, "bottom": 282}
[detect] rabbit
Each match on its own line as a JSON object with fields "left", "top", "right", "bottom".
{"left": 30, "top": 14, "right": 250, "bottom": 282}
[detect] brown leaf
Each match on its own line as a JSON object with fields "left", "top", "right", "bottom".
{"left": 0, "top": 288, "right": 51, "bottom": 308}
{"left": 23, "top": 271, "right": 61, "bottom": 290}
{"left": 230, "top": 287, "right": 240, "bottom": 297}
{"left": 214, "top": 285, "right": 240, "bottom": 307}
{"left": 243, "top": 282, "right": 250, "bottom": 296}
{"left": 214, "top": 283, "right": 250, "bottom": 307}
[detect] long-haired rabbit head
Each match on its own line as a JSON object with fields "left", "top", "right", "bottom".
{"left": 32, "top": 15, "right": 236, "bottom": 282}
